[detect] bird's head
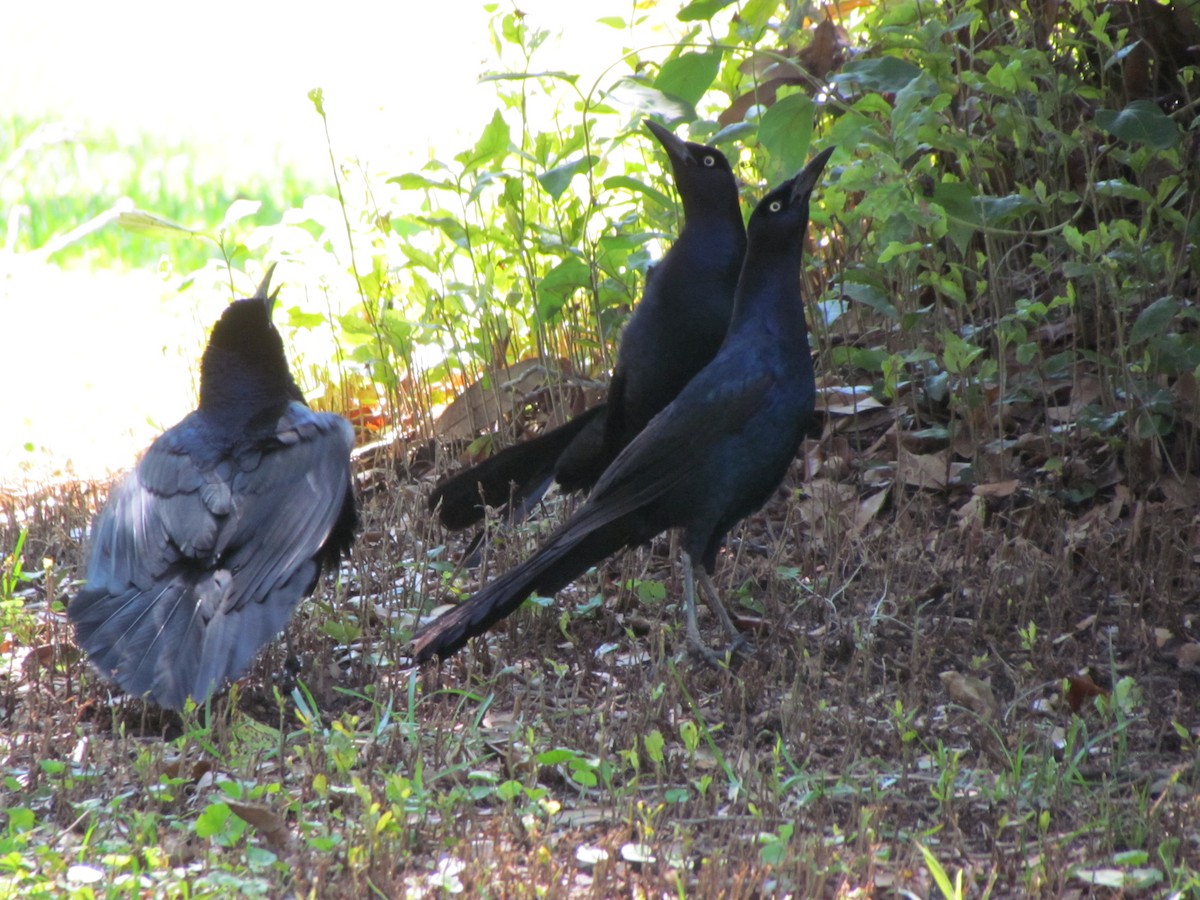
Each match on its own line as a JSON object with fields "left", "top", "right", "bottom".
{"left": 200, "top": 263, "right": 298, "bottom": 415}
{"left": 644, "top": 119, "right": 739, "bottom": 207}
{"left": 747, "top": 147, "right": 835, "bottom": 252}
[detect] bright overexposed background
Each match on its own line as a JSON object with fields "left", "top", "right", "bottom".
{"left": 0, "top": 0, "right": 685, "bottom": 487}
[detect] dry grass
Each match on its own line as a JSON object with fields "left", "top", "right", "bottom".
{"left": 2, "top": 405, "right": 1198, "bottom": 897}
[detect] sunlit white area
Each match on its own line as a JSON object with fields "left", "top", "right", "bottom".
{"left": 0, "top": 0, "right": 687, "bottom": 486}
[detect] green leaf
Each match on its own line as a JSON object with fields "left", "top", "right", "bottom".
{"left": 194, "top": 803, "right": 231, "bottom": 839}
{"left": 462, "top": 110, "right": 511, "bottom": 172}
{"left": 387, "top": 172, "right": 453, "bottom": 191}
{"left": 709, "top": 121, "right": 756, "bottom": 145}
{"left": 842, "top": 281, "right": 899, "bottom": 320}
{"left": 1094, "top": 179, "right": 1154, "bottom": 204}
{"left": 878, "top": 240, "right": 924, "bottom": 264}
{"left": 535, "top": 748, "right": 578, "bottom": 766}
{"left": 537, "top": 155, "right": 597, "bottom": 200}
{"left": 975, "top": 193, "right": 1040, "bottom": 225}
{"left": 117, "top": 210, "right": 203, "bottom": 240}
{"left": 677, "top": 0, "right": 736, "bottom": 20}
{"left": 1095, "top": 100, "right": 1180, "bottom": 150}
{"left": 932, "top": 181, "right": 979, "bottom": 253}
{"left": 757, "top": 92, "right": 815, "bottom": 175}
{"left": 917, "top": 843, "right": 959, "bottom": 900}
{"left": 654, "top": 51, "right": 722, "bottom": 107}
{"left": 831, "top": 57, "right": 923, "bottom": 94}
{"left": 644, "top": 729, "right": 665, "bottom": 764}
{"left": 537, "top": 256, "right": 591, "bottom": 319}
{"left": 1130, "top": 296, "right": 1179, "bottom": 344}
{"left": 603, "top": 175, "right": 672, "bottom": 211}
{"left": 941, "top": 330, "right": 984, "bottom": 374}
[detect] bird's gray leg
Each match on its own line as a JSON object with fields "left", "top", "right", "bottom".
{"left": 697, "top": 568, "right": 739, "bottom": 640}
{"left": 681, "top": 551, "right": 720, "bottom": 665}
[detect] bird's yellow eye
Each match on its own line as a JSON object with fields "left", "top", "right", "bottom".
{"left": 703, "top": 155, "right": 716, "bottom": 167}
{"left": 769, "top": 200, "right": 782, "bottom": 212}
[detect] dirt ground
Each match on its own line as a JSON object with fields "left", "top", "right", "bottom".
{"left": 2, "top": 390, "right": 1198, "bottom": 896}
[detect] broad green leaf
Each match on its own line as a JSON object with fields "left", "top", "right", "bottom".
{"left": 1095, "top": 100, "right": 1179, "bottom": 150}
{"left": 537, "top": 155, "right": 597, "bottom": 200}
{"left": 831, "top": 57, "right": 923, "bottom": 94}
{"left": 757, "top": 92, "right": 815, "bottom": 175}
{"left": 878, "top": 240, "right": 924, "bottom": 264}
{"left": 1094, "top": 179, "right": 1154, "bottom": 204}
{"left": 288, "top": 309, "right": 326, "bottom": 329}
{"left": 643, "top": 729, "right": 665, "bottom": 764}
{"left": 677, "top": 0, "right": 736, "bottom": 20}
{"left": 388, "top": 172, "right": 453, "bottom": 191}
{"left": 603, "top": 175, "right": 673, "bottom": 211}
{"left": 932, "top": 181, "right": 979, "bottom": 253}
{"left": 830, "top": 346, "right": 890, "bottom": 372}
{"left": 975, "top": 193, "right": 1040, "bottom": 225}
{"left": 842, "top": 281, "right": 899, "bottom": 320}
{"left": 738, "top": 0, "right": 779, "bottom": 33}
{"left": 537, "top": 256, "right": 591, "bottom": 319}
{"left": 400, "top": 243, "right": 439, "bottom": 272}
{"left": 194, "top": 803, "right": 231, "bottom": 839}
{"left": 1130, "top": 296, "right": 1179, "bottom": 344}
{"left": 535, "top": 748, "right": 578, "bottom": 766}
{"left": 709, "top": 121, "right": 756, "bottom": 145}
{"left": 462, "top": 110, "right": 511, "bottom": 172}
{"left": 941, "top": 330, "right": 984, "bottom": 374}
{"left": 654, "top": 51, "right": 722, "bottom": 107}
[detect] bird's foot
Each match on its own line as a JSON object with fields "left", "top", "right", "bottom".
{"left": 687, "top": 630, "right": 755, "bottom": 670}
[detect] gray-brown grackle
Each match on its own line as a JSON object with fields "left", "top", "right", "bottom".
{"left": 69, "top": 266, "right": 358, "bottom": 710}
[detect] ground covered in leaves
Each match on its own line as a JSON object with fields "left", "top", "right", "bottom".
{"left": 2, "top": 382, "right": 1198, "bottom": 898}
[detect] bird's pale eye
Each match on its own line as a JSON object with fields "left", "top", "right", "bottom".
{"left": 703, "top": 155, "right": 716, "bottom": 167}
{"left": 769, "top": 200, "right": 782, "bottom": 212}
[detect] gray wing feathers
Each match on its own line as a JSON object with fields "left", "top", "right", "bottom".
{"left": 70, "top": 405, "right": 353, "bottom": 709}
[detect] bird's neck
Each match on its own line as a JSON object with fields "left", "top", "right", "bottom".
{"left": 726, "top": 247, "right": 808, "bottom": 340}
{"left": 681, "top": 195, "right": 745, "bottom": 254}
{"left": 198, "top": 345, "right": 299, "bottom": 426}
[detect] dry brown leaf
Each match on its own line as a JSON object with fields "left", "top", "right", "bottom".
{"left": 1065, "top": 674, "right": 1107, "bottom": 713}
{"left": 851, "top": 487, "right": 889, "bottom": 537}
{"left": 896, "top": 449, "right": 966, "bottom": 490}
{"left": 819, "top": 385, "right": 884, "bottom": 416}
{"left": 830, "top": 405, "right": 895, "bottom": 436}
{"left": 799, "top": 17, "right": 840, "bottom": 79}
{"left": 434, "top": 358, "right": 560, "bottom": 441}
{"left": 955, "top": 494, "right": 985, "bottom": 527}
{"left": 227, "top": 801, "right": 290, "bottom": 852}
{"left": 939, "top": 671, "right": 997, "bottom": 718}
{"left": 973, "top": 479, "right": 1019, "bottom": 498}
{"left": 798, "top": 479, "right": 856, "bottom": 529}
{"left": 1175, "top": 643, "right": 1200, "bottom": 670}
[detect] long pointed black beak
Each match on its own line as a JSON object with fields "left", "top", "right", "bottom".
{"left": 644, "top": 118, "right": 695, "bottom": 166}
{"left": 789, "top": 146, "right": 836, "bottom": 202}
{"left": 252, "top": 262, "right": 279, "bottom": 309}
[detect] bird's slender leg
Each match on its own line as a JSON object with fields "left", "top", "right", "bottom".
{"left": 697, "top": 567, "right": 739, "bottom": 640}
{"left": 681, "top": 551, "right": 720, "bottom": 665}
{"left": 681, "top": 552, "right": 750, "bottom": 666}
